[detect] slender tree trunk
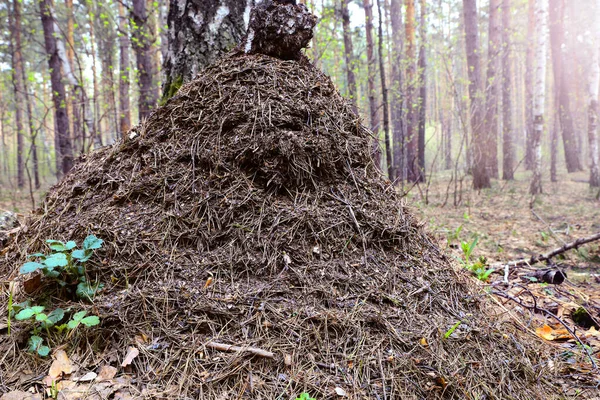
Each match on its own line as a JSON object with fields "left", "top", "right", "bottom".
{"left": 549, "top": 0, "right": 583, "bottom": 173}
{"left": 8, "top": 0, "right": 26, "bottom": 188}
{"left": 340, "top": 0, "right": 358, "bottom": 112}
{"left": 87, "top": 1, "right": 103, "bottom": 149}
{"left": 485, "top": 0, "right": 501, "bottom": 179}
{"left": 363, "top": 0, "right": 381, "bottom": 165}
{"left": 131, "top": 0, "right": 159, "bottom": 120}
{"left": 588, "top": 0, "right": 600, "bottom": 187}
{"left": 390, "top": 0, "right": 404, "bottom": 183}
{"left": 97, "top": 1, "right": 119, "bottom": 143}
{"left": 416, "top": 0, "right": 426, "bottom": 182}
{"left": 501, "top": 0, "right": 514, "bottom": 180}
{"left": 530, "top": 0, "right": 548, "bottom": 195}
{"left": 405, "top": 0, "right": 419, "bottom": 181}
{"left": 463, "top": 0, "right": 490, "bottom": 189}
{"left": 0, "top": 91, "right": 7, "bottom": 183}
{"left": 162, "top": 0, "right": 247, "bottom": 101}
{"left": 525, "top": 0, "right": 535, "bottom": 170}
{"left": 118, "top": 2, "right": 132, "bottom": 137}
{"left": 40, "top": 0, "right": 74, "bottom": 176}
{"left": 377, "top": 0, "right": 392, "bottom": 179}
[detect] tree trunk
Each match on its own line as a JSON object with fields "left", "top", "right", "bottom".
{"left": 8, "top": 0, "right": 25, "bottom": 188}
{"left": 390, "top": 0, "right": 404, "bottom": 183}
{"left": 530, "top": 0, "right": 548, "bottom": 195}
{"left": 525, "top": 0, "right": 535, "bottom": 170}
{"left": 340, "top": 0, "right": 358, "bottom": 112}
{"left": 462, "top": 0, "right": 490, "bottom": 189}
{"left": 416, "top": 0, "right": 426, "bottom": 182}
{"left": 87, "top": 1, "right": 103, "bottom": 149}
{"left": 363, "top": 0, "right": 381, "bottom": 165}
{"left": 405, "top": 0, "right": 419, "bottom": 181}
{"left": 588, "top": 0, "right": 600, "bottom": 187}
{"left": 97, "top": 0, "right": 119, "bottom": 143}
{"left": 501, "top": 0, "right": 514, "bottom": 180}
{"left": 549, "top": 0, "right": 583, "bottom": 173}
{"left": 0, "top": 91, "right": 7, "bottom": 184}
{"left": 377, "top": 0, "right": 392, "bottom": 179}
{"left": 118, "top": 2, "right": 132, "bottom": 137}
{"left": 131, "top": 0, "right": 159, "bottom": 120}
{"left": 162, "top": 0, "right": 247, "bottom": 101}
{"left": 485, "top": 0, "right": 501, "bottom": 179}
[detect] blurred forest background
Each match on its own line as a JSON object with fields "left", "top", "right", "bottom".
{"left": 0, "top": 0, "right": 599, "bottom": 207}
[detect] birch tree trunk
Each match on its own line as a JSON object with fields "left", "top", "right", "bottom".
{"left": 588, "top": 0, "right": 600, "bottom": 187}
{"left": 405, "top": 0, "right": 419, "bottom": 182}
{"left": 530, "top": 0, "right": 548, "bottom": 195}
{"left": 340, "top": 0, "right": 358, "bottom": 112}
{"left": 525, "top": 0, "right": 535, "bottom": 170}
{"left": 502, "top": 0, "right": 514, "bottom": 180}
{"left": 463, "top": 0, "right": 491, "bottom": 189}
{"left": 485, "top": 0, "right": 501, "bottom": 179}
{"left": 416, "top": 0, "right": 426, "bottom": 182}
{"left": 8, "top": 0, "right": 25, "bottom": 188}
{"left": 162, "top": 0, "right": 247, "bottom": 101}
{"left": 377, "top": 0, "right": 392, "bottom": 179}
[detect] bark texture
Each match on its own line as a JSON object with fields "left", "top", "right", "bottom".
{"left": 390, "top": 0, "right": 404, "bottom": 183}
{"left": 163, "top": 0, "right": 247, "bottom": 100}
{"left": 463, "top": 0, "right": 491, "bottom": 189}
{"left": 118, "top": 2, "right": 132, "bottom": 137}
{"left": 377, "top": 0, "right": 392, "bottom": 179}
{"left": 588, "top": 0, "right": 600, "bottom": 187}
{"left": 530, "top": 0, "right": 548, "bottom": 195}
{"left": 502, "top": 0, "right": 514, "bottom": 180}
{"left": 40, "top": 0, "right": 74, "bottom": 176}
{"left": 405, "top": 0, "right": 418, "bottom": 182}
{"left": 485, "top": 0, "right": 501, "bottom": 178}
{"left": 340, "top": 0, "right": 358, "bottom": 112}
{"left": 8, "top": 0, "right": 25, "bottom": 188}
{"left": 525, "top": 0, "right": 535, "bottom": 170}
{"left": 416, "top": 0, "right": 426, "bottom": 182}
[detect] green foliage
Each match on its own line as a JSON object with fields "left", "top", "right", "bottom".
{"left": 459, "top": 237, "right": 494, "bottom": 282}
{"left": 19, "top": 235, "right": 104, "bottom": 300}
{"left": 446, "top": 224, "right": 463, "bottom": 246}
{"left": 295, "top": 393, "right": 316, "bottom": 400}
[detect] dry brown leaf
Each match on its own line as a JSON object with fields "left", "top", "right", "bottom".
{"left": 535, "top": 325, "right": 571, "bottom": 341}
{"left": 121, "top": 346, "right": 139, "bottom": 367}
{"left": 0, "top": 391, "right": 42, "bottom": 400}
{"left": 419, "top": 337, "right": 428, "bottom": 346}
{"left": 49, "top": 350, "right": 74, "bottom": 379}
{"left": 97, "top": 365, "right": 118, "bottom": 382}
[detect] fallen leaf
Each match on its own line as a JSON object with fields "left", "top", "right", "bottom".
{"left": 334, "top": 387, "right": 347, "bottom": 397}
{"left": 49, "top": 350, "right": 74, "bottom": 379}
{"left": 204, "top": 276, "right": 213, "bottom": 288}
{"left": 419, "top": 337, "right": 428, "bottom": 346}
{"left": 535, "top": 324, "right": 571, "bottom": 341}
{"left": 284, "top": 353, "right": 292, "bottom": 366}
{"left": 23, "top": 274, "right": 41, "bottom": 294}
{"left": 97, "top": 365, "right": 118, "bottom": 381}
{"left": 121, "top": 346, "right": 139, "bottom": 367}
{"left": 73, "top": 372, "right": 97, "bottom": 382}
{"left": 0, "top": 391, "right": 42, "bottom": 400}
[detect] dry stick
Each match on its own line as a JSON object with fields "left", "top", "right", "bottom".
{"left": 493, "top": 232, "right": 600, "bottom": 269}
{"left": 205, "top": 342, "right": 274, "bottom": 359}
{"left": 530, "top": 208, "right": 567, "bottom": 246}
{"left": 491, "top": 290, "right": 598, "bottom": 370}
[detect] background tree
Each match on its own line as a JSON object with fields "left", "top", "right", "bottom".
{"left": 531, "top": 0, "right": 548, "bottom": 195}
{"left": 502, "top": 0, "right": 514, "bottom": 180}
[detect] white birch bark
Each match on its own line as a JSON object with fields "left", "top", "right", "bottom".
{"left": 588, "top": 0, "right": 600, "bottom": 187}
{"left": 530, "top": 0, "right": 548, "bottom": 195}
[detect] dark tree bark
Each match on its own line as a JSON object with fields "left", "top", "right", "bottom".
{"left": 118, "top": 2, "right": 132, "bottom": 137}
{"left": 97, "top": 1, "right": 119, "bottom": 142}
{"left": 416, "top": 0, "right": 426, "bottom": 182}
{"left": 501, "top": 0, "right": 514, "bottom": 180}
{"left": 549, "top": 0, "right": 583, "bottom": 173}
{"left": 40, "top": 0, "right": 74, "bottom": 176}
{"left": 8, "top": 0, "right": 25, "bottom": 188}
{"left": 162, "top": 0, "right": 247, "bottom": 101}
{"left": 463, "top": 0, "right": 490, "bottom": 189}
{"left": 363, "top": 0, "right": 381, "bottom": 165}
{"left": 405, "top": 0, "right": 419, "bottom": 182}
{"left": 131, "top": 0, "right": 159, "bottom": 120}
{"left": 485, "top": 0, "right": 501, "bottom": 178}
{"left": 525, "top": 0, "right": 535, "bottom": 170}
{"left": 340, "top": 0, "right": 358, "bottom": 112}
{"left": 377, "top": 0, "right": 392, "bottom": 179}
{"left": 390, "top": 0, "right": 404, "bottom": 183}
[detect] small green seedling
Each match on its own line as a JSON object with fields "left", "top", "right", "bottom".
{"left": 295, "top": 393, "right": 316, "bottom": 400}
{"left": 446, "top": 225, "right": 463, "bottom": 247}
{"left": 67, "top": 311, "right": 100, "bottom": 330}
{"left": 459, "top": 237, "right": 494, "bottom": 282}
{"left": 444, "top": 320, "right": 462, "bottom": 339}
{"left": 19, "top": 235, "right": 104, "bottom": 300}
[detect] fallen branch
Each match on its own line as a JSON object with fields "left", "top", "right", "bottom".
{"left": 493, "top": 231, "right": 600, "bottom": 269}
{"left": 205, "top": 342, "right": 274, "bottom": 359}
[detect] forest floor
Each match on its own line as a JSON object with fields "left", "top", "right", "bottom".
{"left": 410, "top": 169, "right": 600, "bottom": 394}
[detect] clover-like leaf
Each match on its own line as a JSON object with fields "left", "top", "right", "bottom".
{"left": 37, "top": 345, "right": 50, "bottom": 357}
{"left": 28, "top": 335, "right": 43, "bottom": 352}
{"left": 35, "top": 313, "right": 48, "bottom": 322}
{"left": 72, "top": 249, "right": 93, "bottom": 262}
{"left": 31, "top": 306, "right": 45, "bottom": 314}
{"left": 20, "top": 262, "right": 44, "bottom": 275}
{"left": 27, "top": 253, "right": 46, "bottom": 258}
{"left": 46, "top": 240, "right": 66, "bottom": 252}
{"left": 83, "top": 235, "right": 103, "bottom": 250}
{"left": 76, "top": 281, "right": 104, "bottom": 300}
{"left": 44, "top": 253, "right": 68, "bottom": 268}
{"left": 81, "top": 316, "right": 100, "bottom": 327}
{"left": 65, "top": 241, "right": 77, "bottom": 250}
{"left": 15, "top": 308, "right": 36, "bottom": 320}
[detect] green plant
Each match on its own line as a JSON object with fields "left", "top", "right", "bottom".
{"left": 446, "top": 225, "right": 463, "bottom": 247}
{"left": 19, "top": 235, "right": 104, "bottom": 300}
{"left": 295, "top": 393, "right": 316, "bottom": 400}
{"left": 459, "top": 237, "right": 494, "bottom": 282}
{"left": 13, "top": 303, "right": 100, "bottom": 357}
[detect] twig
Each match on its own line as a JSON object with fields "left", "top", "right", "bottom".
{"left": 530, "top": 209, "right": 567, "bottom": 246}
{"left": 492, "top": 232, "right": 600, "bottom": 269}
{"left": 491, "top": 290, "right": 598, "bottom": 370}
{"left": 205, "top": 342, "right": 274, "bottom": 359}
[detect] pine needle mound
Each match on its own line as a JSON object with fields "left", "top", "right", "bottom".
{"left": 1, "top": 54, "right": 558, "bottom": 399}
